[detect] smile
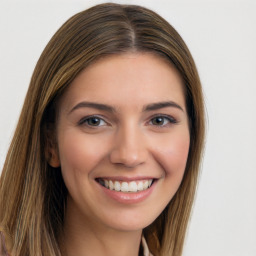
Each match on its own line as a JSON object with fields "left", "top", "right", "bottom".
{"left": 97, "top": 178, "right": 154, "bottom": 193}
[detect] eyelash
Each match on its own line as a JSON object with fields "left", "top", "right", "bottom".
{"left": 78, "top": 115, "right": 108, "bottom": 127}
{"left": 148, "top": 114, "right": 177, "bottom": 127}
{"left": 78, "top": 114, "right": 177, "bottom": 128}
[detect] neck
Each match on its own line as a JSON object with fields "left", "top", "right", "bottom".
{"left": 60, "top": 198, "right": 142, "bottom": 256}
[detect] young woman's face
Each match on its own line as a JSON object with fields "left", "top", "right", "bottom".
{"left": 52, "top": 53, "right": 190, "bottom": 232}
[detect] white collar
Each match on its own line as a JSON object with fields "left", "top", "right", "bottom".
{"left": 141, "top": 236, "right": 154, "bottom": 256}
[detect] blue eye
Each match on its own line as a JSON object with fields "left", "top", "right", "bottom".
{"left": 80, "top": 116, "right": 107, "bottom": 127}
{"left": 150, "top": 116, "right": 176, "bottom": 126}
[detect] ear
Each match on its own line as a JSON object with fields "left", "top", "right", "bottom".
{"left": 47, "top": 145, "right": 60, "bottom": 168}
{"left": 45, "top": 131, "right": 60, "bottom": 168}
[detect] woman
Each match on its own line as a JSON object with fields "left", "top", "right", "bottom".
{"left": 0, "top": 3, "right": 205, "bottom": 256}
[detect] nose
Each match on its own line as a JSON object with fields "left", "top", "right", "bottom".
{"left": 109, "top": 125, "right": 148, "bottom": 168}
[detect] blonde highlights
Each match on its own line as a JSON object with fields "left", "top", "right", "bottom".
{"left": 0, "top": 3, "right": 205, "bottom": 255}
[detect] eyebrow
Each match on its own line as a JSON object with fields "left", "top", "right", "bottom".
{"left": 143, "top": 101, "right": 184, "bottom": 112}
{"left": 69, "top": 100, "right": 184, "bottom": 114}
{"left": 69, "top": 102, "right": 116, "bottom": 114}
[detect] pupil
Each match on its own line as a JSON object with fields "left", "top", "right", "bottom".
{"left": 154, "top": 117, "right": 164, "bottom": 125}
{"left": 89, "top": 118, "right": 100, "bottom": 126}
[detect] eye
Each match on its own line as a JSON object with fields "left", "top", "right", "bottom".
{"left": 79, "top": 116, "right": 107, "bottom": 127}
{"left": 149, "top": 115, "right": 177, "bottom": 126}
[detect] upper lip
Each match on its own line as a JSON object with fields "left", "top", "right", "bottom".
{"left": 95, "top": 176, "right": 157, "bottom": 181}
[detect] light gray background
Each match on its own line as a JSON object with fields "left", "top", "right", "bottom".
{"left": 0, "top": 0, "right": 255, "bottom": 255}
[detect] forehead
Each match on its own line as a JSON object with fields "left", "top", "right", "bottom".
{"left": 59, "top": 52, "right": 186, "bottom": 111}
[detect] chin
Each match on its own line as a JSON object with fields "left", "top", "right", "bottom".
{"left": 102, "top": 210, "right": 159, "bottom": 232}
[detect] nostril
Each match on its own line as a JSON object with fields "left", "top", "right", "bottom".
{"left": 109, "top": 148, "right": 147, "bottom": 168}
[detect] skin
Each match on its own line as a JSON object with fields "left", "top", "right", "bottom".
{"left": 49, "top": 53, "right": 190, "bottom": 256}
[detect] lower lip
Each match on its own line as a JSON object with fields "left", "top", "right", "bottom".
{"left": 97, "top": 181, "right": 156, "bottom": 204}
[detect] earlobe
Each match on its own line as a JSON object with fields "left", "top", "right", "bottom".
{"left": 47, "top": 147, "right": 60, "bottom": 168}
{"left": 45, "top": 133, "right": 60, "bottom": 168}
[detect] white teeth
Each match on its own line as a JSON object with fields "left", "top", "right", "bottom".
{"left": 137, "top": 181, "right": 143, "bottom": 191}
{"left": 143, "top": 180, "right": 149, "bottom": 190}
{"left": 121, "top": 182, "right": 129, "bottom": 192}
{"left": 99, "top": 179, "right": 153, "bottom": 192}
{"left": 109, "top": 180, "right": 114, "bottom": 190}
{"left": 129, "top": 181, "right": 137, "bottom": 192}
{"left": 114, "top": 181, "right": 121, "bottom": 191}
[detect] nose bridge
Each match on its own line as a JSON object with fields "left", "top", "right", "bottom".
{"left": 110, "top": 121, "right": 147, "bottom": 167}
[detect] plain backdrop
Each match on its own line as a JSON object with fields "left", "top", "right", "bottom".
{"left": 0, "top": 0, "right": 255, "bottom": 255}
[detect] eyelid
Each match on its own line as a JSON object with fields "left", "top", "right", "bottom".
{"left": 78, "top": 115, "right": 108, "bottom": 126}
{"left": 148, "top": 114, "right": 178, "bottom": 126}
{"left": 77, "top": 114, "right": 178, "bottom": 128}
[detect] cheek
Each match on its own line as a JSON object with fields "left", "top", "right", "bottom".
{"left": 57, "top": 130, "right": 110, "bottom": 178}
{"left": 153, "top": 132, "right": 190, "bottom": 178}
{"left": 147, "top": 130, "right": 190, "bottom": 216}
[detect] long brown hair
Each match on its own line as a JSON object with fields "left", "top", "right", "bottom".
{"left": 0, "top": 3, "right": 205, "bottom": 255}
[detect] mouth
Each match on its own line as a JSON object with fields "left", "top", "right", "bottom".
{"left": 96, "top": 178, "right": 155, "bottom": 193}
